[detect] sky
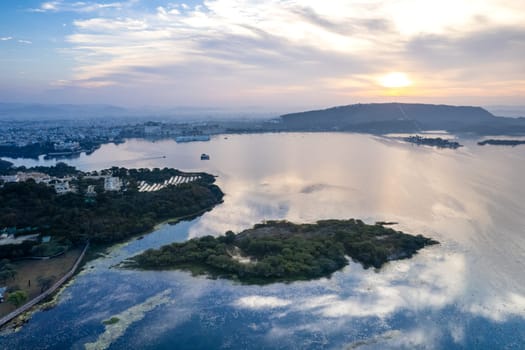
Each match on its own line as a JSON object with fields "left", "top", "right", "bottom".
{"left": 0, "top": 0, "right": 524, "bottom": 110}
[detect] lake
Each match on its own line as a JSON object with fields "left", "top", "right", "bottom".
{"left": 2, "top": 132, "right": 525, "bottom": 349}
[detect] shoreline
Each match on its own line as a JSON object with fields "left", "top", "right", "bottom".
{"left": 0, "top": 199, "right": 223, "bottom": 331}
{"left": 0, "top": 242, "right": 89, "bottom": 330}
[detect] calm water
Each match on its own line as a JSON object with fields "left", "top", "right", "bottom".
{"left": 2, "top": 133, "right": 525, "bottom": 349}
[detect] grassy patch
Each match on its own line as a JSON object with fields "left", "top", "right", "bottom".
{"left": 102, "top": 317, "right": 120, "bottom": 325}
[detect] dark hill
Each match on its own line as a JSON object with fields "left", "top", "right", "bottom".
{"left": 278, "top": 103, "right": 522, "bottom": 134}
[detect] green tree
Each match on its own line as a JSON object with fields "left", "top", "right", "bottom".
{"left": 7, "top": 290, "right": 28, "bottom": 308}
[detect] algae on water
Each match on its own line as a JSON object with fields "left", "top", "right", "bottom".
{"left": 84, "top": 289, "right": 172, "bottom": 350}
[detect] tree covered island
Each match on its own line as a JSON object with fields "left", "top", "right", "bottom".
{"left": 402, "top": 135, "right": 462, "bottom": 149}
{"left": 127, "top": 219, "right": 438, "bottom": 283}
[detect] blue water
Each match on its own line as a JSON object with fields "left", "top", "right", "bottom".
{"left": 2, "top": 133, "right": 525, "bottom": 349}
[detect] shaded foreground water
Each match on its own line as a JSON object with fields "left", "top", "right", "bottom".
{"left": 2, "top": 133, "right": 525, "bottom": 349}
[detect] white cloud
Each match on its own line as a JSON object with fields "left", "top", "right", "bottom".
{"left": 234, "top": 296, "right": 292, "bottom": 310}
{"left": 18, "top": 40, "right": 33, "bottom": 44}
{"left": 468, "top": 292, "right": 525, "bottom": 322}
{"left": 231, "top": 249, "right": 525, "bottom": 324}
{"left": 32, "top": 0, "right": 123, "bottom": 13}
{"left": 41, "top": 1, "right": 59, "bottom": 11}
{"left": 0, "top": 36, "right": 13, "bottom": 41}
{"left": 33, "top": 0, "right": 524, "bottom": 106}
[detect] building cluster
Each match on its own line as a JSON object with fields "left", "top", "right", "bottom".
{"left": 0, "top": 172, "right": 125, "bottom": 195}
{"left": 0, "top": 120, "right": 125, "bottom": 148}
{"left": 0, "top": 171, "right": 76, "bottom": 194}
{"left": 120, "top": 121, "right": 225, "bottom": 139}
{"left": 0, "top": 118, "right": 269, "bottom": 151}
{"left": 54, "top": 141, "right": 80, "bottom": 151}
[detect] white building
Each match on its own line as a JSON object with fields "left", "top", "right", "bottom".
{"left": 144, "top": 125, "right": 161, "bottom": 135}
{"left": 54, "top": 141, "right": 80, "bottom": 151}
{"left": 104, "top": 177, "right": 122, "bottom": 191}
{"left": 17, "top": 172, "right": 51, "bottom": 184}
{"left": 54, "top": 181, "right": 72, "bottom": 195}
{"left": 0, "top": 172, "right": 51, "bottom": 184}
{"left": 86, "top": 185, "right": 97, "bottom": 197}
{"left": 0, "top": 174, "right": 18, "bottom": 183}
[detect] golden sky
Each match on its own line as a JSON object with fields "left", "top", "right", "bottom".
{"left": 1, "top": 0, "right": 524, "bottom": 109}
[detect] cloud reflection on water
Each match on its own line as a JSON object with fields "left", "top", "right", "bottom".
{"left": 3, "top": 134, "right": 525, "bottom": 348}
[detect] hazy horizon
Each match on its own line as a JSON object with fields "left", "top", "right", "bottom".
{"left": 1, "top": 101, "right": 525, "bottom": 120}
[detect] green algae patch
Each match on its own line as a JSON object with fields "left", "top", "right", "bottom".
{"left": 84, "top": 289, "right": 172, "bottom": 350}
{"left": 102, "top": 317, "right": 120, "bottom": 325}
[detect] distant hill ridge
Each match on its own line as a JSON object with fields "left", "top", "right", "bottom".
{"left": 279, "top": 103, "right": 525, "bottom": 134}
{"left": 281, "top": 103, "right": 492, "bottom": 127}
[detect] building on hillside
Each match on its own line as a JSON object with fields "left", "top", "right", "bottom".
{"left": 54, "top": 141, "right": 80, "bottom": 151}
{"left": 0, "top": 174, "right": 18, "bottom": 183}
{"left": 104, "top": 177, "right": 121, "bottom": 191}
{"left": 54, "top": 181, "right": 72, "bottom": 195}
{"left": 17, "top": 172, "right": 52, "bottom": 184}
{"left": 0, "top": 172, "right": 52, "bottom": 184}
{"left": 86, "top": 185, "right": 97, "bottom": 197}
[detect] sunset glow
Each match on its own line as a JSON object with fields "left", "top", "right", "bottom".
{"left": 379, "top": 72, "right": 413, "bottom": 89}
{"left": 0, "top": 1, "right": 524, "bottom": 108}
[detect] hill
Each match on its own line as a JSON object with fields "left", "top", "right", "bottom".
{"left": 279, "top": 103, "right": 525, "bottom": 134}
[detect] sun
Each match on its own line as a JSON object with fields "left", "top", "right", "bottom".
{"left": 379, "top": 72, "right": 412, "bottom": 88}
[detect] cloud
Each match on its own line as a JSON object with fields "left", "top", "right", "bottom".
{"left": 31, "top": 0, "right": 124, "bottom": 13}
{"left": 406, "top": 27, "right": 525, "bottom": 73}
{"left": 234, "top": 296, "right": 292, "bottom": 310}
{"left": 33, "top": 0, "right": 525, "bottom": 106}
{"left": 229, "top": 251, "right": 468, "bottom": 320}
{"left": 468, "top": 292, "right": 525, "bottom": 322}
{"left": 231, "top": 248, "right": 525, "bottom": 324}
{"left": 18, "top": 40, "right": 33, "bottom": 44}
{"left": 0, "top": 36, "right": 13, "bottom": 41}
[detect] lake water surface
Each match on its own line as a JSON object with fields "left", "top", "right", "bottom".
{"left": 2, "top": 133, "right": 525, "bottom": 349}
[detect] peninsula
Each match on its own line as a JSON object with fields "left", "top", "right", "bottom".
{"left": 0, "top": 164, "right": 224, "bottom": 257}
{"left": 0, "top": 163, "right": 223, "bottom": 319}
{"left": 127, "top": 219, "right": 438, "bottom": 283}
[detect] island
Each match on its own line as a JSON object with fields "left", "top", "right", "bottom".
{"left": 402, "top": 136, "right": 462, "bottom": 149}
{"left": 478, "top": 139, "right": 525, "bottom": 146}
{"left": 126, "top": 219, "right": 438, "bottom": 284}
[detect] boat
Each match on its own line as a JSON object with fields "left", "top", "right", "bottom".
{"left": 200, "top": 153, "right": 210, "bottom": 160}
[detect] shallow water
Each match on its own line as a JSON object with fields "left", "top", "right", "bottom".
{"left": 2, "top": 133, "right": 525, "bottom": 349}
